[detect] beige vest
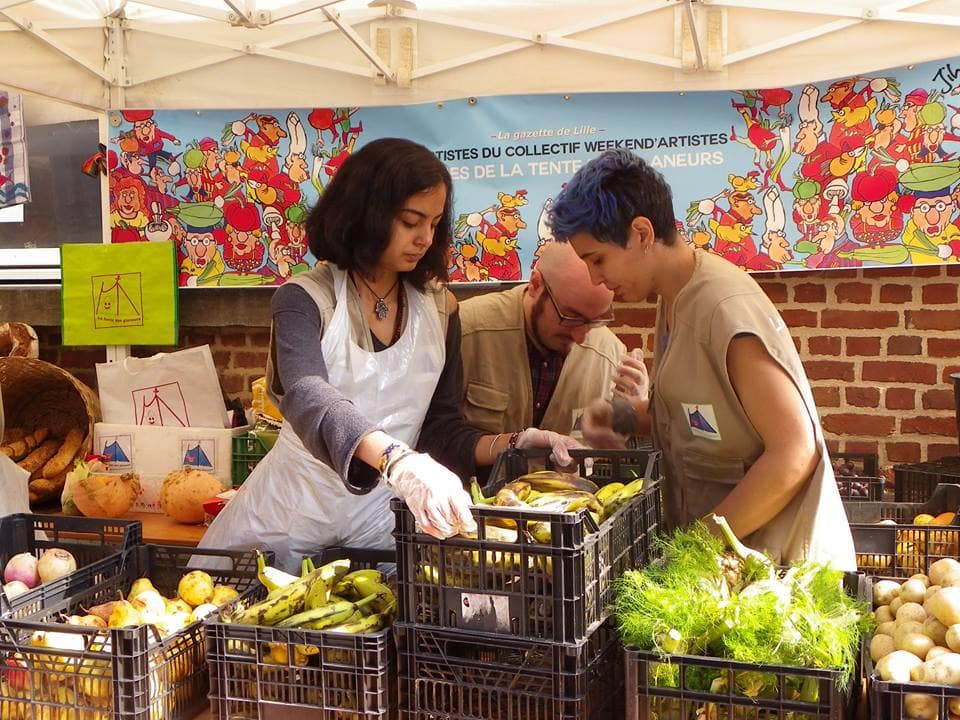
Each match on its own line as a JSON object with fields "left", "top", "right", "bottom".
{"left": 459, "top": 284, "right": 625, "bottom": 435}
{"left": 265, "top": 264, "right": 450, "bottom": 408}
{"left": 650, "top": 251, "right": 855, "bottom": 570}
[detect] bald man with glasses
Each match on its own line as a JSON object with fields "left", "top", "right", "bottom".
{"left": 459, "top": 241, "right": 643, "bottom": 437}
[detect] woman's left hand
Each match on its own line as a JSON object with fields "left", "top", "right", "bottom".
{"left": 515, "top": 428, "right": 582, "bottom": 467}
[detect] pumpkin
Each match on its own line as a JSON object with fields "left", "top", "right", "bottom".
{"left": 71, "top": 471, "right": 141, "bottom": 518}
{"left": 159, "top": 468, "right": 225, "bottom": 524}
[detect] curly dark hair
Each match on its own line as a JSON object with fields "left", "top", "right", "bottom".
{"left": 306, "top": 138, "right": 453, "bottom": 290}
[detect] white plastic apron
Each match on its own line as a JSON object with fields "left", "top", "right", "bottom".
{"left": 200, "top": 268, "right": 445, "bottom": 572}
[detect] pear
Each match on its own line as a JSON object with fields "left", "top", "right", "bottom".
{"left": 177, "top": 571, "right": 214, "bottom": 608}
{"left": 165, "top": 598, "right": 193, "bottom": 615}
{"left": 210, "top": 585, "right": 240, "bottom": 607}
{"left": 128, "top": 577, "right": 157, "bottom": 600}
{"left": 154, "top": 610, "right": 191, "bottom": 638}
{"left": 107, "top": 600, "right": 143, "bottom": 628}
{"left": 85, "top": 600, "right": 120, "bottom": 624}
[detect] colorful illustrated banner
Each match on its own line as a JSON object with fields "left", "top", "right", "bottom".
{"left": 107, "top": 56, "right": 960, "bottom": 287}
{"left": 0, "top": 92, "right": 31, "bottom": 209}
{"left": 61, "top": 242, "right": 178, "bottom": 346}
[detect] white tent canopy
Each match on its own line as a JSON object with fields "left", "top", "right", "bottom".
{"left": 3, "top": 0, "right": 960, "bottom": 124}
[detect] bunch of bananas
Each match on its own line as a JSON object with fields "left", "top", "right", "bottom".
{"left": 469, "top": 470, "right": 648, "bottom": 544}
{"left": 226, "top": 554, "right": 397, "bottom": 667}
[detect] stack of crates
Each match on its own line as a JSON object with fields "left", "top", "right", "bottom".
{"left": 391, "top": 447, "right": 663, "bottom": 720}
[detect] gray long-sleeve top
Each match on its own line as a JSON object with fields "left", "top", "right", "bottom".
{"left": 271, "top": 283, "right": 485, "bottom": 493}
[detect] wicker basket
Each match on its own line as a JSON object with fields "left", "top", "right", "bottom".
{"left": 0, "top": 357, "right": 100, "bottom": 506}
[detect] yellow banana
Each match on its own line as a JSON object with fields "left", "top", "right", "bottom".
{"left": 231, "top": 580, "right": 309, "bottom": 626}
{"left": 516, "top": 470, "right": 599, "bottom": 494}
{"left": 527, "top": 521, "right": 552, "bottom": 544}
{"left": 279, "top": 594, "right": 379, "bottom": 630}
{"left": 459, "top": 523, "right": 518, "bottom": 543}
{"left": 304, "top": 574, "right": 329, "bottom": 611}
{"left": 293, "top": 644, "right": 318, "bottom": 666}
{"left": 350, "top": 576, "right": 397, "bottom": 615}
{"left": 595, "top": 482, "right": 625, "bottom": 505}
{"left": 263, "top": 642, "right": 288, "bottom": 665}
{"left": 328, "top": 613, "right": 388, "bottom": 634}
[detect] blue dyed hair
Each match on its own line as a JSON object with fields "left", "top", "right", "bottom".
{"left": 548, "top": 149, "right": 677, "bottom": 248}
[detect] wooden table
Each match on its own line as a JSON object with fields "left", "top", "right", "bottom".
{"left": 122, "top": 511, "right": 208, "bottom": 546}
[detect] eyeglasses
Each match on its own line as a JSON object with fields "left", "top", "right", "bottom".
{"left": 541, "top": 277, "right": 615, "bottom": 328}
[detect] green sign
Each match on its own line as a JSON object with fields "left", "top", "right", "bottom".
{"left": 61, "top": 242, "right": 178, "bottom": 346}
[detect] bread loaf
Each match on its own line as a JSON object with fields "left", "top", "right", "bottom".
{"left": 18, "top": 439, "right": 61, "bottom": 477}
{"left": 42, "top": 427, "right": 85, "bottom": 478}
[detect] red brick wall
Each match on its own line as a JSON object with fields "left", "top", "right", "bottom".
{"left": 613, "top": 264, "right": 960, "bottom": 467}
{"left": 37, "top": 264, "right": 960, "bottom": 471}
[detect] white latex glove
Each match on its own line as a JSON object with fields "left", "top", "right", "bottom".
{"left": 612, "top": 349, "right": 649, "bottom": 398}
{"left": 385, "top": 452, "right": 477, "bottom": 539}
{"left": 515, "top": 428, "right": 582, "bottom": 468}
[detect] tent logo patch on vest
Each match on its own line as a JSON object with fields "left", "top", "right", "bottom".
{"left": 682, "top": 403, "right": 722, "bottom": 441}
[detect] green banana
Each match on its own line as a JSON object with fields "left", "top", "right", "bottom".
{"left": 470, "top": 478, "right": 494, "bottom": 505}
{"left": 516, "top": 470, "right": 599, "bottom": 494}
{"left": 277, "top": 593, "right": 378, "bottom": 630}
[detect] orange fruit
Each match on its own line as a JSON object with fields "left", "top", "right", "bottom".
{"left": 933, "top": 512, "right": 956, "bottom": 526}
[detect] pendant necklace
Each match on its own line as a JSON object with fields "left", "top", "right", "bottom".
{"left": 354, "top": 272, "right": 399, "bottom": 321}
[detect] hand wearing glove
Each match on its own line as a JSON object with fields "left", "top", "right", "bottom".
{"left": 612, "top": 348, "right": 649, "bottom": 398}
{"left": 384, "top": 450, "right": 477, "bottom": 539}
{"left": 514, "top": 427, "right": 582, "bottom": 468}
{"left": 581, "top": 397, "right": 630, "bottom": 449}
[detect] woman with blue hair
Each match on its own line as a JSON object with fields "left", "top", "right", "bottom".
{"left": 548, "top": 149, "right": 855, "bottom": 570}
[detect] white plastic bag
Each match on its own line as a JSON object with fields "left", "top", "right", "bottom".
{"left": 95, "top": 345, "right": 230, "bottom": 428}
{"left": 0, "top": 388, "right": 30, "bottom": 517}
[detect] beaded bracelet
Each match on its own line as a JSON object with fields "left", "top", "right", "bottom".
{"left": 378, "top": 441, "right": 409, "bottom": 476}
{"left": 508, "top": 431, "right": 521, "bottom": 449}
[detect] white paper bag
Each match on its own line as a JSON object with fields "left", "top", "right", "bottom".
{"left": 96, "top": 345, "right": 230, "bottom": 428}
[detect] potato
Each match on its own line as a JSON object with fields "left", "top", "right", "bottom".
{"left": 874, "top": 579, "right": 902, "bottom": 607}
{"left": 950, "top": 697, "right": 960, "bottom": 715}
{"left": 946, "top": 624, "right": 960, "bottom": 653}
{"left": 927, "top": 585, "right": 943, "bottom": 601}
{"left": 877, "top": 650, "right": 923, "bottom": 682}
{"left": 877, "top": 621, "right": 898, "bottom": 637}
{"left": 930, "top": 558, "right": 960, "bottom": 587}
{"left": 876, "top": 606, "right": 896, "bottom": 623}
{"left": 904, "top": 693, "right": 940, "bottom": 720}
{"left": 894, "top": 622, "right": 926, "bottom": 648}
{"left": 910, "top": 574, "right": 932, "bottom": 588}
{"left": 942, "top": 573, "right": 960, "bottom": 589}
{"left": 924, "top": 617, "right": 949, "bottom": 647}
{"left": 901, "top": 579, "right": 929, "bottom": 604}
{"left": 928, "top": 646, "right": 953, "bottom": 661}
{"left": 919, "top": 653, "right": 960, "bottom": 686}
{"left": 871, "top": 633, "right": 897, "bottom": 662}
{"left": 929, "top": 588, "right": 960, "bottom": 627}
{"left": 899, "top": 632, "right": 935, "bottom": 660}
{"left": 890, "top": 596, "right": 905, "bottom": 614}
{"left": 897, "top": 602, "right": 928, "bottom": 625}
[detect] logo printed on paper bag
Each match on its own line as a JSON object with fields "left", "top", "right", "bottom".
{"left": 181, "top": 438, "right": 215, "bottom": 471}
{"left": 91, "top": 273, "right": 144, "bottom": 329}
{"left": 682, "top": 403, "right": 722, "bottom": 441}
{"left": 99, "top": 434, "right": 133, "bottom": 467}
{"left": 132, "top": 382, "right": 190, "bottom": 427}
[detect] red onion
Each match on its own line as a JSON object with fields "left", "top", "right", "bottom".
{"left": 2, "top": 580, "right": 30, "bottom": 599}
{"left": 3, "top": 553, "right": 39, "bottom": 588}
{"left": 36, "top": 549, "right": 77, "bottom": 584}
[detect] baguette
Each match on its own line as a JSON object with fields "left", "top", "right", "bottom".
{"left": 18, "top": 439, "right": 61, "bottom": 477}
{"left": 1, "top": 428, "right": 25, "bottom": 446}
{"left": 29, "top": 467, "right": 69, "bottom": 504}
{"left": 42, "top": 427, "right": 86, "bottom": 479}
{"left": 3, "top": 427, "right": 50, "bottom": 461}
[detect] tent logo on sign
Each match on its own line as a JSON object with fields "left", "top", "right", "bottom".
{"left": 181, "top": 439, "right": 215, "bottom": 471}
{"left": 100, "top": 434, "right": 133, "bottom": 468}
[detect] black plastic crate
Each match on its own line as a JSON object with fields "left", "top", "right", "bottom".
{"left": 846, "top": 483, "right": 960, "bottom": 579}
{"left": 894, "top": 456, "right": 960, "bottom": 502}
{"left": 0, "top": 513, "right": 142, "bottom": 618}
{"left": 832, "top": 451, "right": 884, "bottom": 500}
{"left": 397, "top": 619, "right": 621, "bottom": 720}
{"left": 207, "top": 546, "right": 396, "bottom": 720}
{"left": 624, "top": 573, "right": 867, "bottom": 720}
{"left": 394, "top": 447, "right": 662, "bottom": 643}
{"left": 0, "top": 544, "right": 260, "bottom": 720}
